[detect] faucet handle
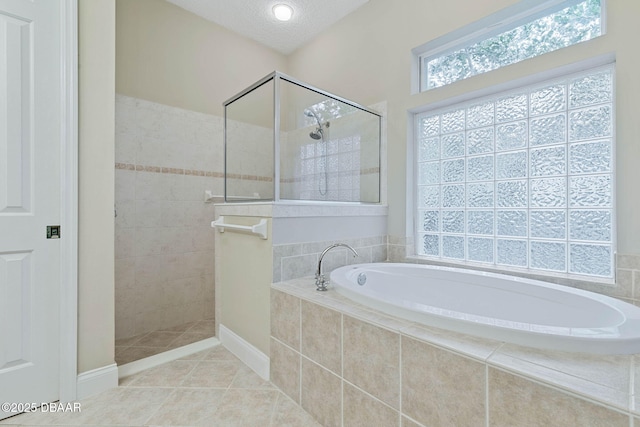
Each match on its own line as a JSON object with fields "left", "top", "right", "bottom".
{"left": 315, "top": 273, "right": 328, "bottom": 291}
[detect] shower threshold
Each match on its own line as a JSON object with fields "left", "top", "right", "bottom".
{"left": 115, "top": 319, "right": 216, "bottom": 365}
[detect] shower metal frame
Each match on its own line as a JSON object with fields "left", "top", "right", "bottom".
{"left": 223, "top": 71, "right": 382, "bottom": 203}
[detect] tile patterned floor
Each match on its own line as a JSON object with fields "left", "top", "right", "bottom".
{"left": 115, "top": 319, "right": 216, "bottom": 365}
{"left": 1, "top": 346, "right": 320, "bottom": 427}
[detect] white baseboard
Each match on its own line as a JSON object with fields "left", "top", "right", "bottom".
{"left": 76, "top": 363, "right": 118, "bottom": 400}
{"left": 118, "top": 337, "right": 220, "bottom": 379}
{"left": 219, "top": 324, "right": 269, "bottom": 380}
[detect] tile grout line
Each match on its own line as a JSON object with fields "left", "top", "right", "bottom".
{"left": 630, "top": 356, "right": 635, "bottom": 417}
{"left": 298, "top": 295, "right": 303, "bottom": 405}
{"left": 139, "top": 385, "right": 177, "bottom": 426}
{"left": 120, "top": 350, "right": 212, "bottom": 426}
{"left": 399, "top": 332, "right": 403, "bottom": 424}
{"left": 491, "top": 365, "right": 632, "bottom": 417}
{"left": 485, "top": 364, "right": 490, "bottom": 427}
{"left": 485, "top": 341, "right": 504, "bottom": 427}
{"left": 341, "top": 313, "right": 344, "bottom": 427}
{"left": 340, "top": 376, "right": 400, "bottom": 416}
{"left": 268, "top": 391, "right": 282, "bottom": 427}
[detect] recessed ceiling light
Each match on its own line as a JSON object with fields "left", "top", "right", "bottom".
{"left": 273, "top": 4, "right": 293, "bottom": 21}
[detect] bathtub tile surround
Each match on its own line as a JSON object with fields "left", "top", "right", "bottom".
{"left": 388, "top": 235, "right": 414, "bottom": 263}
{"left": 401, "top": 323, "right": 501, "bottom": 361}
{"left": 402, "top": 337, "right": 486, "bottom": 426}
{"left": 270, "top": 290, "right": 300, "bottom": 350}
{"left": 633, "top": 354, "right": 640, "bottom": 413}
{"left": 394, "top": 232, "right": 640, "bottom": 307}
{"left": 274, "top": 235, "right": 387, "bottom": 283}
{"left": 270, "top": 338, "right": 300, "bottom": 403}
{"left": 301, "top": 300, "right": 342, "bottom": 375}
{"left": 343, "top": 382, "right": 399, "bottom": 427}
{"left": 279, "top": 252, "right": 317, "bottom": 284}
{"left": 331, "top": 263, "right": 640, "bottom": 355}
{"left": 493, "top": 344, "right": 631, "bottom": 399}
{"left": 271, "top": 279, "right": 639, "bottom": 426}
{"left": 215, "top": 200, "right": 388, "bottom": 284}
{"left": 619, "top": 253, "right": 640, "bottom": 303}
{"left": 301, "top": 357, "right": 342, "bottom": 426}
{"left": 115, "top": 94, "right": 220, "bottom": 342}
{"left": 343, "top": 315, "right": 400, "bottom": 409}
{"left": 619, "top": 253, "right": 640, "bottom": 270}
{"left": 488, "top": 368, "right": 629, "bottom": 427}
{"left": 402, "top": 417, "right": 423, "bottom": 427}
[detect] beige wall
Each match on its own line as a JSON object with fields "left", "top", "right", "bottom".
{"left": 97, "top": 0, "right": 640, "bottom": 374}
{"left": 215, "top": 217, "right": 272, "bottom": 354}
{"left": 78, "top": 0, "right": 287, "bottom": 374}
{"left": 115, "top": 0, "right": 288, "bottom": 117}
{"left": 288, "top": 0, "right": 640, "bottom": 255}
{"left": 78, "top": 0, "right": 116, "bottom": 373}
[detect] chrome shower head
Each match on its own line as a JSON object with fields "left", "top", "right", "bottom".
{"left": 303, "top": 108, "right": 318, "bottom": 119}
{"left": 303, "top": 109, "right": 322, "bottom": 127}
{"left": 309, "top": 130, "right": 322, "bottom": 140}
{"left": 304, "top": 109, "right": 324, "bottom": 140}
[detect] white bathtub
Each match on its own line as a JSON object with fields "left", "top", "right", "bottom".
{"left": 330, "top": 263, "right": 640, "bottom": 354}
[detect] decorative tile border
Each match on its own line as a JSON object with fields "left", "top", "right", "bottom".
{"left": 115, "top": 163, "right": 136, "bottom": 171}
{"left": 361, "top": 167, "right": 381, "bottom": 175}
{"left": 114, "top": 162, "right": 269, "bottom": 180}
{"left": 115, "top": 162, "right": 377, "bottom": 185}
{"left": 226, "top": 173, "right": 273, "bottom": 182}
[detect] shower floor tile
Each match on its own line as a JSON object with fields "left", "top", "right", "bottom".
{"left": 115, "top": 319, "right": 216, "bottom": 365}
{"left": 0, "top": 346, "right": 321, "bottom": 427}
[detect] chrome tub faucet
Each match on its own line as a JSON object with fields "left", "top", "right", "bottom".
{"left": 315, "top": 243, "right": 358, "bottom": 291}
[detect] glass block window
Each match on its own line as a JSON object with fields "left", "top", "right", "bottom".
{"left": 414, "top": 64, "right": 614, "bottom": 278}
{"left": 419, "top": 0, "right": 603, "bottom": 91}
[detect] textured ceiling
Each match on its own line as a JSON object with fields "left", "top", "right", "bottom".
{"left": 165, "top": 0, "right": 369, "bottom": 55}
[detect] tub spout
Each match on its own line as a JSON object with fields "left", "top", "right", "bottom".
{"left": 316, "top": 243, "right": 358, "bottom": 291}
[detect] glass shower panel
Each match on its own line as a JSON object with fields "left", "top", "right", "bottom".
{"left": 223, "top": 72, "right": 381, "bottom": 204}
{"left": 225, "top": 80, "right": 274, "bottom": 201}
{"left": 278, "top": 79, "right": 380, "bottom": 203}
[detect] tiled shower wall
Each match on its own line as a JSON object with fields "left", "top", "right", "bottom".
{"left": 114, "top": 95, "right": 221, "bottom": 340}
{"left": 279, "top": 111, "right": 381, "bottom": 202}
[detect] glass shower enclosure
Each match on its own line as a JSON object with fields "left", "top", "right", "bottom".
{"left": 223, "top": 71, "right": 381, "bottom": 203}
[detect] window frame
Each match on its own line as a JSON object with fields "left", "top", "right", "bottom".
{"left": 410, "top": 61, "right": 616, "bottom": 282}
{"left": 411, "top": 0, "right": 606, "bottom": 93}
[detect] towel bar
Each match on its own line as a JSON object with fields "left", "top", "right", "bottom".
{"left": 210, "top": 216, "right": 268, "bottom": 239}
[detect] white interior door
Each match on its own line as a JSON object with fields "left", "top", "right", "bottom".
{"left": 0, "top": 0, "right": 63, "bottom": 418}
